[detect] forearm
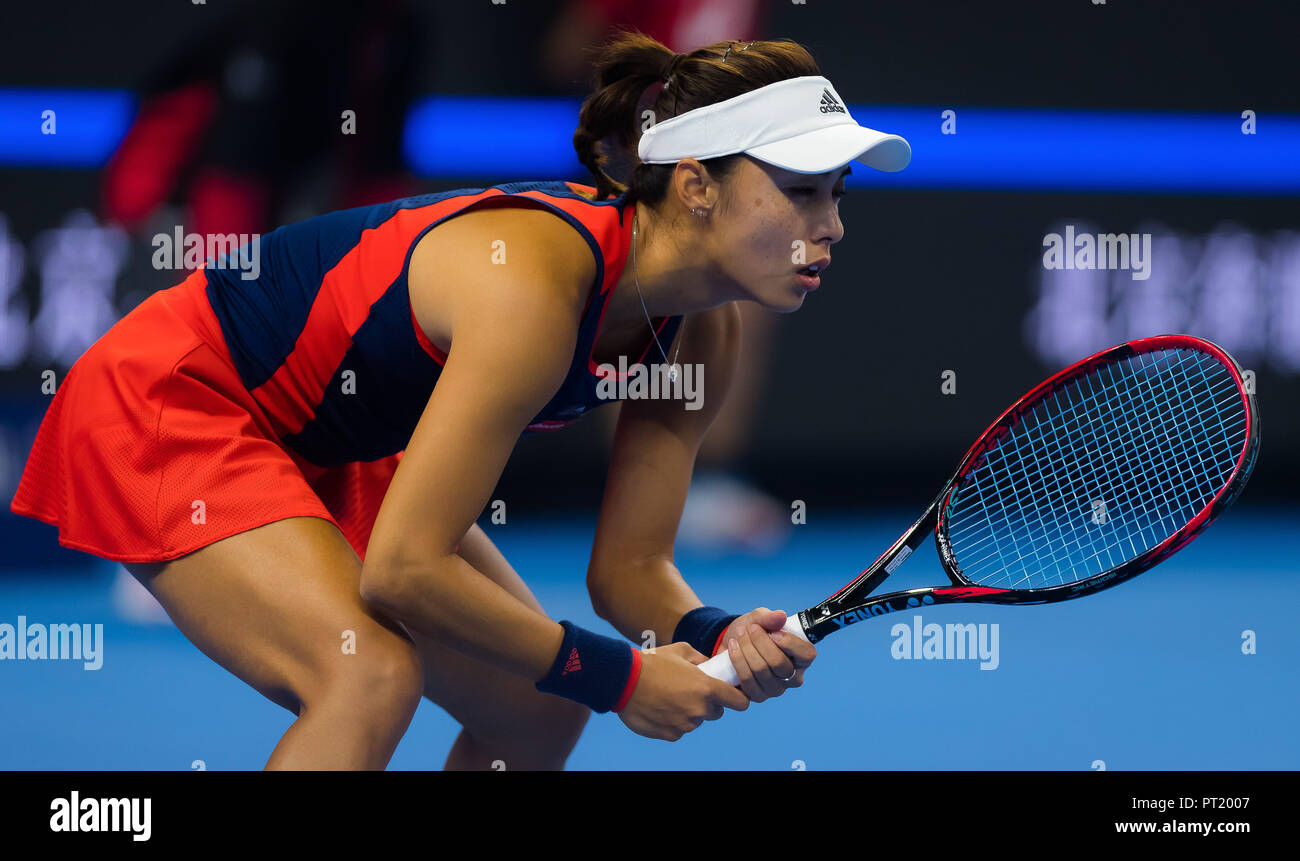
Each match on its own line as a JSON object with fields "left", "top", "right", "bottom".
{"left": 363, "top": 551, "right": 561, "bottom": 681}
{"left": 589, "top": 554, "right": 707, "bottom": 648}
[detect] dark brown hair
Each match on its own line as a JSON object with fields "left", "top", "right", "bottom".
{"left": 573, "top": 30, "right": 821, "bottom": 206}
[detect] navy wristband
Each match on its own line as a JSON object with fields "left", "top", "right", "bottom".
{"left": 673, "top": 606, "right": 739, "bottom": 658}
{"left": 535, "top": 620, "right": 635, "bottom": 714}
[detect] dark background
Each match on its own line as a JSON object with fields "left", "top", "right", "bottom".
{"left": 1, "top": 0, "right": 1296, "bottom": 568}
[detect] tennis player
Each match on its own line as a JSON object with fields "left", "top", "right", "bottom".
{"left": 11, "top": 32, "right": 909, "bottom": 769}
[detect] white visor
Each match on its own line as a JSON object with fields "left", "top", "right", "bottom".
{"left": 636, "top": 75, "right": 911, "bottom": 174}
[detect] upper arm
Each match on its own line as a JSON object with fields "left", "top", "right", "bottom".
{"left": 589, "top": 302, "right": 743, "bottom": 579}
{"left": 365, "top": 205, "right": 595, "bottom": 571}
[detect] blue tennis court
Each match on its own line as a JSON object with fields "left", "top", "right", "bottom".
{"left": 3, "top": 507, "right": 1295, "bottom": 771}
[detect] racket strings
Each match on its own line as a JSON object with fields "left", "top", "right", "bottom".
{"left": 982, "top": 357, "right": 1238, "bottom": 578}
{"left": 953, "top": 359, "right": 1236, "bottom": 587}
{"left": 955, "top": 353, "right": 1241, "bottom": 587}
{"left": 1042, "top": 358, "right": 1239, "bottom": 573}
{"left": 945, "top": 348, "right": 1246, "bottom": 590}
{"left": 952, "top": 351, "right": 1242, "bottom": 586}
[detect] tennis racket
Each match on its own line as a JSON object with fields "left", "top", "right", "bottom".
{"left": 699, "top": 334, "right": 1260, "bottom": 684}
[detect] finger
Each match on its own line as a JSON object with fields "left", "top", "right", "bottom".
{"left": 722, "top": 637, "right": 759, "bottom": 707}
{"left": 727, "top": 636, "right": 757, "bottom": 692}
{"left": 758, "top": 608, "right": 788, "bottom": 632}
{"left": 735, "top": 631, "right": 780, "bottom": 700}
{"left": 673, "top": 642, "right": 709, "bottom": 664}
{"left": 711, "top": 679, "right": 749, "bottom": 711}
{"left": 719, "top": 612, "right": 753, "bottom": 646}
{"left": 746, "top": 622, "right": 796, "bottom": 681}
{"left": 727, "top": 635, "right": 761, "bottom": 701}
{"left": 683, "top": 650, "right": 710, "bottom": 665}
{"left": 770, "top": 632, "right": 818, "bottom": 668}
{"left": 648, "top": 723, "right": 677, "bottom": 742}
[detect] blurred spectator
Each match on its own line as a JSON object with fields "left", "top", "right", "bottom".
{"left": 101, "top": 0, "right": 423, "bottom": 240}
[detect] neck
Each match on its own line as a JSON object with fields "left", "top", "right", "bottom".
{"left": 604, "top": 200, "right": 729, "bottom": 329}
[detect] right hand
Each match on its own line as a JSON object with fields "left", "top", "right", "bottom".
{"left": 617, "top": 641, "right": 749, "bottom": 741}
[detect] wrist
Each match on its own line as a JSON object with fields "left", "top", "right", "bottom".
{"left": 673, "top": 606, "right": 739, "bottom": 658}
{"left": 535, "top": 620, "right": 636, "bottom": 714}
{"left": 612, "top": 648, "right": 642, "bottom": 712}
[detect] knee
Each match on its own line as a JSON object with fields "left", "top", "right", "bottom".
{"left": 360, "top": 641, "right": 426, "bottom": 714}
{"left": 305, "top": 634, "right": 425, "bottom": 721}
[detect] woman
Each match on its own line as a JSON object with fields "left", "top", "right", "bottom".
{"left": 11, "top": 32, "right": 909, "bottom": 769}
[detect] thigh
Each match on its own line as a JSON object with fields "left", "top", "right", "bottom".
{"left": 127, "top": 515, "right": 418, "bottom": 713}
{"left": 411, "top": 524, "right": 590, "bottom": 752}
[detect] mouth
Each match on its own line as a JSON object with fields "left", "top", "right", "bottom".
{"left": 795, "top": 259, "right": 829, "bottom": 291}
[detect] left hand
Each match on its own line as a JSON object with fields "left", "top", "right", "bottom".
{"left": 718, "top": 607, "right": 817, "bottom": 702}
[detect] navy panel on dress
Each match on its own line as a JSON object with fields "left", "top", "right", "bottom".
{"left": 283, "top": 277, "right": 442, "bottom": 466}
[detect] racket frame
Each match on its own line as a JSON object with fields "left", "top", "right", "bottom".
{"left": 796, "top": 334, "right": 1259, "bottom": 645}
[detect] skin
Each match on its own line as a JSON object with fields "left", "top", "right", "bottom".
{"left": 125, "top": 153, "right": 848, "bottom": 767}
{"left": 370, "top": 154, "right": 846, "bottom": 741}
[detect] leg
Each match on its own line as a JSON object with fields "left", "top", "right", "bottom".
{"left": 410, "top": 523, "right": 592, "bottom": 771}
{"left": 125, "top": 516, "right": 424, "bottom": 770}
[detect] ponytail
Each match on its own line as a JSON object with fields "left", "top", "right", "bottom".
{"left": 573, "top": 31, "right": 678, "bottom": 201}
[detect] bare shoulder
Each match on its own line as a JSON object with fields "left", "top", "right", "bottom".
{"left": 409, "top": 201, "right": 599, "bottom": 350}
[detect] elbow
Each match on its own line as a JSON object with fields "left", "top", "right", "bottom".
{"left": 359, "top": 553, "right": 413, "bottom": 619}
{"left": 590, "top": 593, "right": 613, "bottom": 625}
{"left": 586, "top": 568, "right": 614, "bottom": 623}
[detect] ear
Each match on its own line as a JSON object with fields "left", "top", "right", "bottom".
{"left": 670, "top": 158, "right": 714, "bottom": 213}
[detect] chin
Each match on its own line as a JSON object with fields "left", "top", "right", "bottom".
{"left": 745, "top": 280, "right": 810, "bottom": 313}
{"left": 770, "top": 286, "right": 808, "bottom": 313}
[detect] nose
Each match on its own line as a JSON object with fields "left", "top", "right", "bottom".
{"left": 820, "top": 205, "right": 845, "bottom": 247}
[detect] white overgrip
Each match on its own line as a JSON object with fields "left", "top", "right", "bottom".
{"left": 696, "top": 614, "right": 810, "bottom": 685}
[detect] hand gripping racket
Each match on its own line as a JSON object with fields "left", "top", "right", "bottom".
{"left": 699, "top": 335, "right": 1260, "bottom": 684}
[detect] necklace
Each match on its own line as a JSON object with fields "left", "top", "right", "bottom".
{"left": 631, "top": 213, "right": 684, "bottom": 382}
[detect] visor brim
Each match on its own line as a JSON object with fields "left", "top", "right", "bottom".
{"left": 745, "top": 124, "right": 912, "bottom": 174}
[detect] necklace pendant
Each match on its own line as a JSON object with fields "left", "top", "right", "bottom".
{"left": 668, "top": 364, "right": 679, "bottom": 383}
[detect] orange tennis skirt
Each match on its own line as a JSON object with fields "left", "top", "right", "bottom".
{"left": 10, "top": 269, "right": 401, "bottom": 563}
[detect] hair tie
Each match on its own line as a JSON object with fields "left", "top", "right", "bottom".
{"left": 662, "top": 52, "right": 686, "bottom": 86}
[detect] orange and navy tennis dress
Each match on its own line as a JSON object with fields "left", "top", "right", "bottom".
{"left": 10, "top": 181, "right": 680, "bottom": 563}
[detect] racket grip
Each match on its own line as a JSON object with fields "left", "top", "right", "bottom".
{"left": 697, "top": 615, "right": 810, "bottom": 685}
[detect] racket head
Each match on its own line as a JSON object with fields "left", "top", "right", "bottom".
{"left": 934, "top": 334, "right": 1259, "bottom": 601}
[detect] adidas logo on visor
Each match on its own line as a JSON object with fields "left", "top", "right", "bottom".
{"left": 819, "top": 88, "right": 846, "bottom": 114}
